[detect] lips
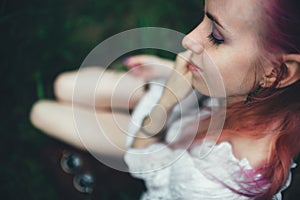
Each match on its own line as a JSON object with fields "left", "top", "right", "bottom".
{"left": 187, "top": 61, "right": 203, "bottom": 73}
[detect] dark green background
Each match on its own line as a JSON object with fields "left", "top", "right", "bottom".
{"left": 1, "top": 0, "right": 299, "bottom": 199}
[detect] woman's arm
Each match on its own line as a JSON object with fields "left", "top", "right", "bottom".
{"left": 131, "top": 51, "right": 193, "bottom": 148}
{"left": 131, "top": 99, "right": 175, "bottom": 148}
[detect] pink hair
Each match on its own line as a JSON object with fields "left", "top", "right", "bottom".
{"left": 191, "top": 0, "right": 300, "bottom": 199}
{"left": 250, "top": 0, "right": 300, "bottom": 198}
{"left": 261, "top": 0, "right": 300, "bottom": 55}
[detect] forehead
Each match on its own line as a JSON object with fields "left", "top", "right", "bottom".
{"left": 206, "top": 0, "right": 261, "bottom": 32}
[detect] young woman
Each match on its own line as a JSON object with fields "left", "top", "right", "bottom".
{"left": 124, "top": 0, "right": 300, "bottom": 199}
{"left": 30, "top": 0, "right": 300, "bottom": 199}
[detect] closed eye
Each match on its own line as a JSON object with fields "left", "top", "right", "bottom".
{"left": 208, "top": 32, "right": 224, "bottom": 45}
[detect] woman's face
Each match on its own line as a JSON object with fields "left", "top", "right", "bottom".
{"left": 183, "top": 0, "right": 264, "bottom": 102}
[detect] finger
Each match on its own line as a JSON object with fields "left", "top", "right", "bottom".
{"left": 123, "top": 55, "right": 160, "bottom": 68}
{"left": 160, "top": 51, "right": 193, "bottom": 103}
{"left": 174, "top": 51, "right": 192, "bottom": 73}
{"left": 30, "top": 100, "right": 130, "bottom": 157}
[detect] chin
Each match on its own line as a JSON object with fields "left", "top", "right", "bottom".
{"left": 192, "top": 77, "right": 228, "bottom": 98}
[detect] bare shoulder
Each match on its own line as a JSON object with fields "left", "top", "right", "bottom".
{"left": 227, "top": 135, "right": 274, "bottom": 168}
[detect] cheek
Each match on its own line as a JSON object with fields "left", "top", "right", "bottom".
{"left": 192, "top": 52, "right": 228, "bottom": 97}
{"left": 203, "top": 50, "right": 257, "bottom": 97}
{"left": 221, "top": 58, "right": 257, "bottom": 96}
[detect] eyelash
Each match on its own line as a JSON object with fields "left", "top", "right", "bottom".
{"left": 207, "top": 32, "right": 224, "bottom": 45}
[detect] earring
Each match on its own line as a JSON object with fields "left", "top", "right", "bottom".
{"left": 259, "top": 79, "right": 266, "bottom": 88}
{"left": 245, "top": 85, "right": 262, "bottom": 103}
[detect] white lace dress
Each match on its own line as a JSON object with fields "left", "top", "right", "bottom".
{"left": 124, "top": 79, "right": 293, "bottom": 200}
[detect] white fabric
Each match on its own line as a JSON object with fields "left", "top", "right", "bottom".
{"left": 126, "top": 78, "right": 210, "bottom": 148}
{"left": 124, "top": 79, "right": 293, "bottom": 200}
{"left": 126, "top": 78, "right": 166, "bottom": 148}
{"left": 126, "top": 142, "right": 260, "bottom": 200}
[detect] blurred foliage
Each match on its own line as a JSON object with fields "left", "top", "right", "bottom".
{"left": 0, "top": 0, "right": 203, "bottom": 199}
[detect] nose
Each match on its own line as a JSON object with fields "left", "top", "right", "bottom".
{"left": 182, "top": 34, "right": 204, "bottom": 54}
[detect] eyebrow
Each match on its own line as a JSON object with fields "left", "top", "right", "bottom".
{"left": 206, "top": 11, "right": 224, "bottom": 29}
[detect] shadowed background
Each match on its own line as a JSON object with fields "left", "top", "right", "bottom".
{"left": 1, "top": 0, "right": 299, "bottom": 199}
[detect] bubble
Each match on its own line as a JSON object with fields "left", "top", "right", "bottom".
{"left": 60, "top": 151, "right": 82, "bottom": 174}
{"left": 73, "top": 173, "right": 95, "bottom": 194}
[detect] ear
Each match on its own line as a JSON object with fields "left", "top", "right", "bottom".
{"left": 260, "top": 54, "right": 300, "bottom": 88}
{"left": 278, "top": 54, "right": 300, "bottom": 88}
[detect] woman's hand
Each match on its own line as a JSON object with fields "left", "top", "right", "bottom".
{"left": 131, "top": 51, "right": 194, "bottom": 148}
{"left": 159, "top": 51, "right": 193, "bottom": 109}
{"left": 124, "top": 55, "right": 174, "bottom": 81}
